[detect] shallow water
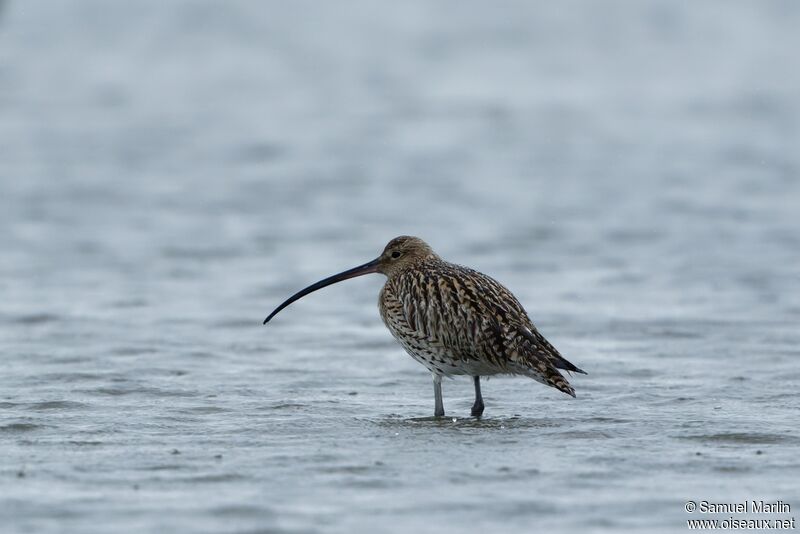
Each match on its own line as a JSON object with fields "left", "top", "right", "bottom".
{"left": 1, "top": 1, "right": 799, "bottom": 532}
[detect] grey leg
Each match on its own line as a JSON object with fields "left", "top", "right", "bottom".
{"left": 471, "top": 376, "right": 484, "bottom": 417}
{"left": 432, "top": 374, "right": 444, "bottom": 417}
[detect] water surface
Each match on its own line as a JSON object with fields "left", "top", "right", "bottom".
{"left": 1, "top": 1, "right": 799, "bottom": 532}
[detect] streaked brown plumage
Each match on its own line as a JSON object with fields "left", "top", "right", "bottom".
{"left": 264, "top": 236, "right": 585, "bottom": 417}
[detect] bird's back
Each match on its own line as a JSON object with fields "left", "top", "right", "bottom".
{"left": 379, "top": 258, "right": 584, "bottom": 396}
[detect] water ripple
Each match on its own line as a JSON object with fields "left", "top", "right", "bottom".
{"left": 0, "top": 422, "right": 46, "bottom": 433}
{"left": 680, "top": 432, "right": 800, "bottom": 445}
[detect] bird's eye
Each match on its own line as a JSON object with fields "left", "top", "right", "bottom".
{"left": 391, "top": 251, "right": 401, "bottom": 259}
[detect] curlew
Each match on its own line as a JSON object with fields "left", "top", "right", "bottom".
{"left": 263, "top": 236, "right": 585, "bottom": 417}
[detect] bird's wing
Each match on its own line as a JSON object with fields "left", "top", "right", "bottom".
{"left": 517, "top": 325, "right": 586, "bottom": 375}
{"left": 455, "top": 267, "right": 585, "bottom": 371}
{"left": 386, "top": 267, "right": 581, "bottom": 397}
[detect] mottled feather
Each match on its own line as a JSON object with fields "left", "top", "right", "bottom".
{"left": 378, "top": 249, "right": 583, "bottom": 398}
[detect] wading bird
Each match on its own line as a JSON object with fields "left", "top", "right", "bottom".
{"left": 263, "top": 236, "right": 585, "bottom": 417}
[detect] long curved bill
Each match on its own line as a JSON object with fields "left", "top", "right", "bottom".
{"left": 263, "top": 258, "right": 380, "bottom": 324}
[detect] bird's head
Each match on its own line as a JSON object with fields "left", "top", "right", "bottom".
{"left": 263, "top": 236, "right": 437, "bottom": 324}
{"left": 375, "top": 235, "right": 437, "bottom": 277}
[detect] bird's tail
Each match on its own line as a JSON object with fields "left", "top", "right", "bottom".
{"left": 517, "top": 325, "right": 587, "bottom": 375}
{"left": 545, "top": 368, "right": 576, "bottom": 398}
{"left": 512, "top": 360, "right": 577, "bottom": 398}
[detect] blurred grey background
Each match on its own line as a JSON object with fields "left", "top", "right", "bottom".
{"left": 1, "top": 1, "right": 798, "bottom": 533}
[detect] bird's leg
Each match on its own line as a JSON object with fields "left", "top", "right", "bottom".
{"left": 471, "top": 376, "right": 485, "bottom": 417}
{"left": 432, "top": 374, "right": 445, "bottom": 417}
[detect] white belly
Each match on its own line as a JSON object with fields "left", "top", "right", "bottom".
{"left": 394, "top": 334, "right": 500, "bottom": 377}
